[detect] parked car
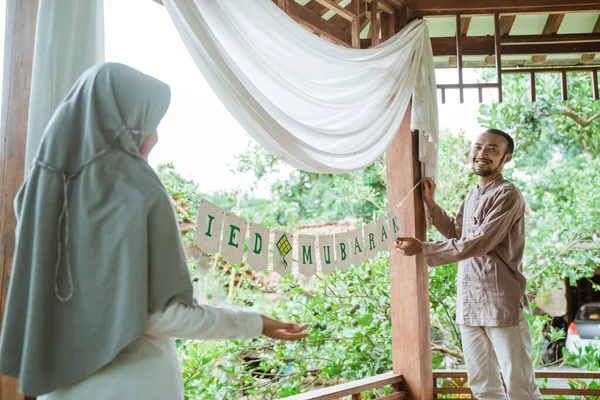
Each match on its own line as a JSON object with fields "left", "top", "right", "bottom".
{"left": 565, "top": 303, "right": 600, "bottom": 354}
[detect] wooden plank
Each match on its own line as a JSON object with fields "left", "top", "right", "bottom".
{"left": 351, "top": 0, "right": 361, "bottom": 47}
{"left": 370, "top": 0, "right": 380, "bottom": 46}
{"left": 593, "top": 70, "right": 599, "bottom": 100}
{"left": 386, "top": 103, "right": 432, "bottom": 400}
{"left": 460, "top": 16, "right": 471, "bottom": 36}
{"left": 407, "top": 0, "right": 600, "bottom": 15}
{"left": 502, "top": 33, "right": 600, "bottom": 44}
{"left": 494, "top": 14, "right": 503, "bottom": 103}
{"left": 433, "top": 369, "right": 600, "bottom": 379}
{"left": 431, "top": 36, "right": 600, "bottom": 56}
{"left": 278, "top": 0, "right": 290, "bottom": 11}
{"left": 0, "top": 1, "right": 38, "bottom": 400}
{"left": 364, "top": 0, "right": 395, "bottom": 14}
{"left": 317, "top": 0, "right": 343, "bottom": 16}
{"left": 386, "top": 7, "right": 432, "bottom": 387}
{"left": 581, "top": 14, "right": 600, "bottom": 62}
{"left": 532, "top": 13, "right": 563, "bottom": 64}
{"left": 378, "top": 393, "right": 406, "bottom": 400}
{"left": 499, "top": 15, "right": 516, "bottom": 36}
{"left": 284, "top": 373, "right": 404, "bottom": 400}
{"left": 543, "top": 13, "right": 566, "bottom": 35}
{"left": 313, "top": 0, "right": 357, "bottom": 21}
{"left": 530, "top": 72, "right": 537, "bottom": 102}
{"left": 503, "top": 66, "right": 599, "bottom": 73}
{"left": 541, "top": 388, "right": 600, "bottom": 395}
{"left": 455, "top": 15, "right": 464, "bottom": 103}
{"left": 561, "top": 70, "right": 568, "bottom": 101}
{"left": 381, "top": 13, "right": 396, "bottom": 42}
{"left": 434, "top": 386, "right": 600, "bottom": 396}
{"left": 287, "top": 1, "right": 353, "bottom": 46}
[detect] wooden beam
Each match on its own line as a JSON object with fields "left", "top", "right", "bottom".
{"left": 593, "top": 70, "right": 599, "bottom": 100}
{"left": 370, "top": 0, "right": 381, "bottom": 46}
{"left": 408, "top": 0, "right": 600, "bottom": 15}
{"left": 381, "top": 12, "right": 396, "bottom": 42}
{"left": 499, "top": 15, "right": 516, "bottom": 36}
{"left": 561, "top": 70, "right": 568, "bottom": 101}
{"left": 431, "top": 36, "right": 600, "bottom": 56}
{"left": 460, "top": 16, "right": 471, "bottom": 36}
{"left": 1, "top": 1, "right": 38, "bottom": 400}
{"left": 364, "top": 0, "right": 395, "bottom": 14}
{"left": 277, "top": 0, "right": 290, "bottom": 11}
{"left": 313, "top": 0, "right": 357, "bottom": 21}
{"left": 531, "top": 72, "right": 537, "bottom": 102}
{"left": 581, "top": 15, "right": 600, "bottom": 62}
{"left": 351, "top": 0, "right": 361, "bottom": 47}
{"left": 494, "top": 14, "right": 503, "bottom": 102}
{"left": 533, "top": 13, "right": 564, "bottom": 63}
{"left": 387, "top": 10, "right": 432, "bottom": 398}
{"left": 386, "top": 102, "right": 432, "bottom": 400}
{"left": 502, "top": 32, "right": 600, "bottom": 44}
{"left": 284, "top": 373, "right": 404, "bottom": 400}
{"left": 287, "top": 1, "right": 353, "bottom": 46}
{"left": 455, "top": 15, "right": 464, "bottom": 103}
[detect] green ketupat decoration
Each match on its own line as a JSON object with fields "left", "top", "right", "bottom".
{"left": 276, "top": 233, "right": 292, "bottom": 269}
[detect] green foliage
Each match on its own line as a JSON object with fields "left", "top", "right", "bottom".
{"left": 478, "top": 72, "right": 600, "bottom": 293}
{"left": 156, "top": 70, "right": 600, "bottom": 398}
{"left": 235, "top": 142, "right": 388, "bottom": 228}
{"left": 177, "top": 257, "right": 396, "bottom": 399}
{"left": 562, "top": 343, "right": 600, "bottom": 371}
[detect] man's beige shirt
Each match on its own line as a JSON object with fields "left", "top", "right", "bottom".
{"left": 422, "top": 175, "right": 527, "bottom": 327}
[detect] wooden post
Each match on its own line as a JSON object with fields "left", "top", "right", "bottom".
{"left": 494, "top": 14, "right": 503, "bottom": 103}
{"left": 530, "top": 72, "right": 537, "bottom": 102}
{"left": 455, "top": 14, "right": 464, "bottom": 103}
{"left": 351, "top": 0, "right": 361, "bottom": 48}
{"left": 386, "top": 106, "right": 432, "bottom": 400}
{"left": 370, "top": 0, "right": 380, "bottom": 46}
{"left": 593, "top": 69, "right": 599, "bottom": 100}
{"left": 561, "top": 70, "right": 568, "bottom": 101}
{"left": 385, "top": 8, "right": 432, "bottom": 399}
{"left": 0, "top": 1, "right": 38, "bottom": 400}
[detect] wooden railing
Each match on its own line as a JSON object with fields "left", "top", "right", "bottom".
{"left": 434, "top": 369, "right": 600, "bottom": 399}
{"left": 284, "top": 372, "right": 405, "bottom": 400}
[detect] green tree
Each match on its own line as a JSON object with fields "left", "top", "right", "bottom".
{"left": 479, "top": 72, "right": 600, "bottom": 293}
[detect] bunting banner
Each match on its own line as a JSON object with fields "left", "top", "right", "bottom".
{"left": 194, "top": 199, "right": 225, "bottom": 254}
{"left": 191, "top": 182, "right": 421, "bottom": 276}
{"left": 318, "top": 235, "right": 335, "bottom": 275}
{"left": 298, "top": 234, "right": 317, "bottom": 277}
{"left": 272, "top": 230, "right": 293, "bottom": 276}
{"left": 221, "top": 213, "right": 248, "bottom": 264}
{"left": 334, "top": 232, "right": 351, "bottom": 271}
{"left": 246, "top": 223, "right": 270, "bottom": 271}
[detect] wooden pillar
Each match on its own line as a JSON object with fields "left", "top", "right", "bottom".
{"left": 493, "top": 14, "right": 503, "bottom": 103}
{"left": 386, "top": 105, "right": 432, "bottom": 400}
{"left": 0, "top": 1, "right": 38, "bottom": 400}
{"left": 386, "top": 8, "right": 432, "bottom": 398}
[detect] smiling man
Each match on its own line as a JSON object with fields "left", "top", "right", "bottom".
{"left": 394, "top": 129, "right": 542, "bottom": 400}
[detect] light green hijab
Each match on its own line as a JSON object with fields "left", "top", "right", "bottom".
{"left": 0, "top": 63, "right": 194, "bottom": 396}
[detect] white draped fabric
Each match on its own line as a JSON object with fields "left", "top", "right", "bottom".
{"left": 26, "top": 0, "right": 105, "bottom": 167}
{"left": 163, "top": 0, "right": 438, "bottom": 176}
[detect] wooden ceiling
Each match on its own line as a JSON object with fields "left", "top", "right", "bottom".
{"left": 269, "top": 0, "right": 600, "bottom": 68}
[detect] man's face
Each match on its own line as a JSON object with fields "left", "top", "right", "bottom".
{"left": 470, "top": 132, "right": 512, "bottom": 177}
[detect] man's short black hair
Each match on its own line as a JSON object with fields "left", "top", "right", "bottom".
{"left": 484, "top": 128, "right": 515, "bottom": 154}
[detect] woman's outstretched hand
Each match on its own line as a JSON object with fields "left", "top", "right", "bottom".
{"left": 261, "top": 315, "right": 309, "bottom": 340}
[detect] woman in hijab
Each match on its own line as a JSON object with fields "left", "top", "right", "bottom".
{"left": 0, "top": 63, "right": 308, "bottom": 399}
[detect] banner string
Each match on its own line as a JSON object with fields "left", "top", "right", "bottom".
{"left": 391, "top": 180, "right": 422, "bottom": 211}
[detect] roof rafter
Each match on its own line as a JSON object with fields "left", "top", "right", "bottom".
{"left": 406, "top": 0, "right": 600, "bottom": 15}
{"left": 582, "top": 14, "right": 600, "bottom": 62}
{"left": 532, "top": 13, "right": 566, "bottom": 63}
